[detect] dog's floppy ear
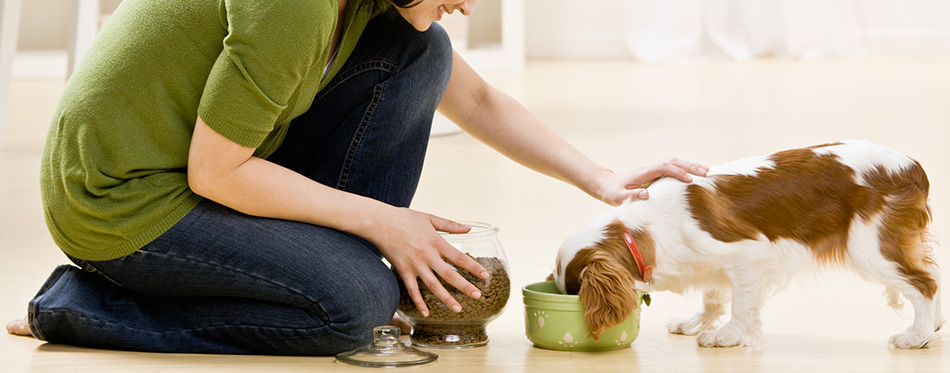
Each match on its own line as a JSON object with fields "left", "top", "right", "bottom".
{"left": 578, "top": 251, "right": 639, "bottom": 341}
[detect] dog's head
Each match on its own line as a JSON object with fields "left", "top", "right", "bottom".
{"left": 552, "top": 219, "right": 655, "bottom": 340}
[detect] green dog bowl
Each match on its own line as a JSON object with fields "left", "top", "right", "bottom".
{"left": 523, "top": 281, "right": 643, "bottom": 351}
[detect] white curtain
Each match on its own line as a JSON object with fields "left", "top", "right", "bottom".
{"left": 623, "top": 0, "right": 868, "bottom": 63}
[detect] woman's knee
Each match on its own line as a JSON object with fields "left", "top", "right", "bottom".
{"left": 320, "top": 264, "right": 400, "bottom": 350}
{"left": 365, "top": 13, "right": 453, "bottom": 83}
{"left": 347, "top": 266, "right": 399, "bottom": 322}
{"left": 417, "top": 22, "right": 453, "bottom": 77}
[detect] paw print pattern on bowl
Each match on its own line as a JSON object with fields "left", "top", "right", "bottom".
{"left": 615, "top": 330, "right": 629, "bottom": 346}
{"left": 532, "top": 311, "right": 549, "bottom": 328}
{"left": 556, "top": 332, "right": 580, "bottom": 348}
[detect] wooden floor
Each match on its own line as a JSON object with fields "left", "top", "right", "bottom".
{"left": 2, "top": 55, "right": 949, "bottom": 372}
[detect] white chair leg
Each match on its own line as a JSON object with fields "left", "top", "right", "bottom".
{"left": 0, "top": 0, "right": 23, "bottom": 148}
{"left": 66, "top": 0, "right": 100, "bottom": 78}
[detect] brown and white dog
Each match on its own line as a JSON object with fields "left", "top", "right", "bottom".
{"left": 552, "top": 140, "right": 943, "bottom": 348}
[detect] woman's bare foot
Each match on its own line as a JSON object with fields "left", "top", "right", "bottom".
{"left": 6, "top": 317, "right": 31, "bottom": 337}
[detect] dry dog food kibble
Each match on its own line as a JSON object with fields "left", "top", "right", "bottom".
{"left": 396, "top": 256, "right": 510, "bottom": 347}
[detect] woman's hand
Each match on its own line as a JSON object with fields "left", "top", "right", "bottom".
{"left": 594, "top": 159, "right": 709, "bottom": 206}
{"left": 367, "top": 208, "right": 489, "bottom": 317}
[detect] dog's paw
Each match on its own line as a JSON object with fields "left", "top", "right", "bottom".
{"left": 668, "top": 317, "right": 712, "bottom": 336}
{"left": 696, "top": 327, "right": 746, "bottom": 348}
{"left": 888, "top": 330, "right": 935, "bottom": 349}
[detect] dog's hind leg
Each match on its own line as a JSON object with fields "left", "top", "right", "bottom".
{"left": 847, "top": 211, "right": 938, "bottom": 348}
{"left": 887, "top": 284, "right": 937, "bottom": 349}
{"left": 667, "top": 289, "right": 729, "bottom": 336}
{"left": 928, "top": 263, "right": 945, "bottom": 332}
{"left": 849, "top": 245, "right": 937, "bottom": 348}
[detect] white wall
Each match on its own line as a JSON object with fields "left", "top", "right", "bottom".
{"left": 17, "top": 0, "right": 69, "bottom": 50}
{"left": 525, "top": 0, "right": 950, "bottom": 58}
{"left": 16, "top": 0, "right": 121, "bottom": 50}
{"left": 525, "top": 0, "right": 628, "bottom": 58}
{"left": 12, "top": 0, "right": 950, "bottom": 58}
{"left": 858, "top": 0, "right": 950, "bottom": 54}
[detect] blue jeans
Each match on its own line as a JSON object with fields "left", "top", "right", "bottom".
{"left": 28, "top": 14, "right": 453, "bottom": 355}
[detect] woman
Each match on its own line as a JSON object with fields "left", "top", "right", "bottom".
{"left": 7, "top": 0, "right": 707, "bottom": 355}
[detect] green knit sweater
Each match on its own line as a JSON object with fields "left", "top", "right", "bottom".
{"left": 40, "top": 0, "right": 385, "bottom": 261}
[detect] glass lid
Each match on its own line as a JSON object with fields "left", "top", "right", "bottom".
{"left": 335, "top": 326, "right": 438, "bottom": 368}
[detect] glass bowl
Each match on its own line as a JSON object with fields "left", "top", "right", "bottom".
{"left": 395, "top": 222, "right": 510, "bottom": 348}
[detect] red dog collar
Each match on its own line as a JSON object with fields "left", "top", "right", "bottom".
{"left": 621, "top": 227, "right": 653, "bottom": 283}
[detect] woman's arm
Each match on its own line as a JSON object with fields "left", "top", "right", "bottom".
{"left": 437, "top": 52, "right": 707, "bottom": 206}
{"left": 187, "top": 117, "right": 487, "bottom": 316}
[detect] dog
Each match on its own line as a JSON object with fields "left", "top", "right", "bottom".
{"left": 551, "top": 140, "right": 943, "bottom": 348}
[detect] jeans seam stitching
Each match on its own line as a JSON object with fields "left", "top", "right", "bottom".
{"left": 337, "top": 80, "right": 385, "bottom": 190}
{"left": 28, "top": 265, "right": 74, "bottom": 341}
{"left": 315, "top": 60, "right": 397, "bottom": 101}
{"left": 29, "top": 295, "right": 45, "bottom": 340}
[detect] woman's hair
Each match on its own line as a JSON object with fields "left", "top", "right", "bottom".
{"left": 358, "top": 0, "right": 420, "bottom": 13}
{"left": 387, "top": 0, "right": 421, "bottom": 7}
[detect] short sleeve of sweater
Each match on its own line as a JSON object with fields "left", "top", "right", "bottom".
{"left": 198, "top": 0, "right": 331, "bottom": 148}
